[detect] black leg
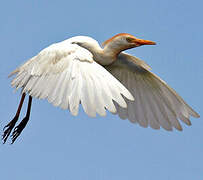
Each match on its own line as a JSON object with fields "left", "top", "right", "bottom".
{"left": 2, "top": 93, "right": 26, "bottom": 144}
{"left": 11, "top": 96, "right": 32, "bottom": 144}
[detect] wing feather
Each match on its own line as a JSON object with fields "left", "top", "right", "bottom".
{"left": 10, "top": 41, "right": 133, "bottom": 118}
{"left": 139, "top": 75, "right": 160, "bottom": 129}
{"left": 80, "top": 63, "right": 96, "bottom": 117}
{"left": 135, "top": 74, "right": 148, "bottom": 127}
{"left": 91, "top": 75, "right": 106, "bottom": 116}
{"left": 97, "top": 75, "right": 118, "bottom": 113}
{"left": 68, "top": 61, "right": 82, "bottom": 115}
{"left": 142, "top": 75, "right": 173, "bottom": 130}
{"left": 105, "top": 52, "right": 199, "bottom": 130}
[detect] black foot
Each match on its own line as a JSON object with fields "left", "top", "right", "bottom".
{"left": 2, "top": 116, "right": 19, "bottom": 144}
{"left": 11, "top": 116, "right": 29, "bottom": 144}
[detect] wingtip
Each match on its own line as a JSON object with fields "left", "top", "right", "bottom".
{"left": 128, "top": 93, "right": 135, "bottom": 101}
{"left": 191, "top": 111, "right": 200, "bottom": 118}
{"left": 8, "top": 69, "right": 19, "bottom": 78}
{"left": 123, "top": 90, "right": 134, "bottom": 101}
{"left": 195, "top": 112, "right": 200, "bottom": 118}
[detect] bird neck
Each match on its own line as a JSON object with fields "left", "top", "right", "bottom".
{"left": 86, "top": 44, "right": 117, "bottom": 65}
{"left": 92, "top": 47, "right": 117, "bottom": 65}
{"left": 88, "top": 41, "right": 132, "bottom": 66}
{"left": 104, "top": 43, "right": 124, "bottom": 55}
{"left": 96, "top": 42, "right": 132, "bottom": 65}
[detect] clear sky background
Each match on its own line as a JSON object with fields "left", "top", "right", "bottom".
{"left": 0, "top": 1, "right": 202, "bottom": 180}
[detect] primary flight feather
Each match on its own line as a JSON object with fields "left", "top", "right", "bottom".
{"left": 3, "top": 33, "right": 200, "bottom": 144}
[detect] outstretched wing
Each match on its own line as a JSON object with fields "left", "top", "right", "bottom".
{"left": 105, "top": 52, "right": 200, "bottom": 131}
{"left": 10, "top": 42, "right": 134, "bottom": 117}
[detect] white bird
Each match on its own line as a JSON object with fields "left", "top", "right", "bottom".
{"left": 3, "top": 33, "right": 200, "bottom": 144}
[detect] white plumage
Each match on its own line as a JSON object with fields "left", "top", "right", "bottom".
{"left": 11, "top": 38, "right": 134, "bottom": 117}
{"left": 3, "top": 33, "right": 199, "bottom": 144}
{"left": 106, "top": 53, "right": 199, "bottom": 130}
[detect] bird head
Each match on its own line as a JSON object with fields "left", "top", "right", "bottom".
{"left": 102, "top": 33, "right": 156, "bottom": 50}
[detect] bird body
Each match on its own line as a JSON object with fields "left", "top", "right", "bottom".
{"left": 3, "top": 33, "right": 200, "bottom": 143}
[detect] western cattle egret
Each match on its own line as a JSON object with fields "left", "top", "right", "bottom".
{"left": 3, "top": 33, "right": 200, "bottom": 144}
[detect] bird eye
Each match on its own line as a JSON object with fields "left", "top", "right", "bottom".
{"left": 126, "top": 37, "right": 133, "bottom": 43}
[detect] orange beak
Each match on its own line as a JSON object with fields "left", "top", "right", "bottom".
{"left": 130, "top": 38, "right": 156, "bottom": 46}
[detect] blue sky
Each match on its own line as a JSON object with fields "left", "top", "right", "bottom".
{"left": 0, "top": 0, "right": 202, "bottom": 179}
